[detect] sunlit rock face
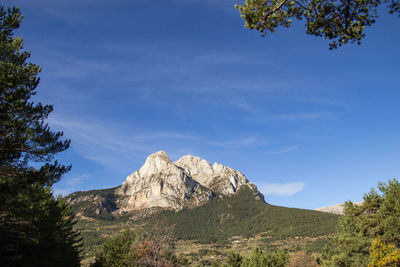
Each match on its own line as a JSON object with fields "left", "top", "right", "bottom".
{"left": 116, "top": 151, "right": 262, "bottom": 211}
{"left": 116, "top": 151, "right": 213, "bottom": 211}
{"left": 174, "top": 155, "right": 249, "bottom": 195}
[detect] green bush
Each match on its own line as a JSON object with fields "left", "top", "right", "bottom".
{"left": 92, "top": 229, "right": 140, "bottom": 267}
{"left": 323, "top": 178, "right": 400, "bottom": 267}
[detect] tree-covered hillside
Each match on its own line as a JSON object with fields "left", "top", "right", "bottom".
{"left": 73, "top": 186, "right": 339, "bottom": 262}
{"left": 152, "top": 186, "right": 339, "bottom": 243}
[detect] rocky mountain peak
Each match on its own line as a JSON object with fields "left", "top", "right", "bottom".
{"left": 68, "top": 151, "right": 263, "bottom": 215}
{"left": 174, "top": 155, "right": 214, "bottom": 185}
{"left": 119, "top": 151, "right": 261, "bottom": 211}
{"left": 134, "top": 150, "right": 172, "bottom": 179}
{"left": 174, "top": 155, "right": 249, "bottom": 194}
{"left": 148, "top": 150, "right": 170, "bottom": 160}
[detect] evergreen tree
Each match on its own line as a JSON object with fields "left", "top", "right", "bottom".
{"left": 226, "top": 251, "right": 243, "bottom": 267}
{"left": 92, "top": 229, "right": 141, "bottom": 267}
{"left": 236, "top": 0, "right": 400, "bottom": 49}
{"left": 0, "top": 5, "right": 82, "bottom": 266}
{"left": 323, "top": 178, "right": 400, "bottom": 267}
{"left": 93, "top": 221, "right": 178, "bottom": 267}
{"left": 241, "top": 246, "right": 289, "bottom": 267}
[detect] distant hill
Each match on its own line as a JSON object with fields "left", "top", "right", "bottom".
{"left": 316, "top": 201, "right": 363, "bottom": 215}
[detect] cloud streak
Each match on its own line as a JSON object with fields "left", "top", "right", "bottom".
{"left": 53, "top": 174, "right": 92, "bottom": 196}
{"left": 48, "top": 113, "right": 277, "bottom": 170}
{"left": 264, "top": 146, "right": 299, "bottom": 154}
{"left": 48, "top": 115, "right": 198, "bottom": 168}
{"left": 266, "top": 113, "right": 329, "bottom": 121}
{"left": 212, "top": 134, "right": 270, "bottom": 148}
{"left": 259, "top": 182, "right": 305, "bottom": 196}
{"left": 172, "top": 0, "right": 240, "bottom": 12}
{"left": 64, "top": 174, "right": 91, "bottom": 187}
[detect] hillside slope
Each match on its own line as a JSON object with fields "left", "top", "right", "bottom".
{"left": 75, "top": 186, "right": 339, "bottom": 262}
{"left": 150, "top": 186, "right": 339, "bottom": 243}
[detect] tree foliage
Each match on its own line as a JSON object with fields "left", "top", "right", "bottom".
{"left": 368, "top": 238, "right": 400, "bottom": 267}
{"left": 288, "top": 250, "right": 319, "bottom": 267}
{"left": 235, "top": 0, "right": 400, "bottom": 49}
{"left": 222, "top": 247, "right": 289, "bottom": 267}
{"left": 92, "top": 229, "right": 141, "bottom": 267}
{"left": 0, "top": 6, "right": 70, "bottom": 182}
{"left": 137, "top": 220, "right": 177, "bottom": 267}
{"left": 0, "top": 5, "right": 81, "bottom": 266}
{"left": 93, "top": 221, "right": 178, "bottom": 267}
{"left": 323, "top": 178, "right": 400, "bottom": 267}
{"left": 243, "top": 247, "right": 289, "bottom": 267}
{"left": 226, "top": 251, "right": 244, "bottom": 267}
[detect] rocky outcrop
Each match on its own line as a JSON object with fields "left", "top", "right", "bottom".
{"left": 67, "top": 151, "right": 263, "bottom": 215}
{"left": 174, "top": 155, "right": 249, "bottom": 195}
{"left": 315, "top": 201, "right": 363, "bottom": 215}
{"left": 116, "top": 151, "right": 214, "bottom": 211}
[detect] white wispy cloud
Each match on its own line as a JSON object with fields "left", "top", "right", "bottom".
{"left": 48, "top": 113, "right": 278, "bottom": 170}
{"left": 266, "top": 113, "right": 329, "bottom": 121}
{"left": 132, "top": 133, "right": 197, "bottom": 141}
{"left": 172, "top": 0, "right": 240, "bottom": 12}
{"left": 264, "top": 145, "right": 299, "bottom": 154}
{"left": 194, "top": 51, "right": 255, "bottom": 65}
{"left": 64, "top": 174, "right": 91, "bottom": 187}
{"left": 53, "top": 174, "right": 92, "bottom": 197}
{"left": 53, "top": 58, "right": 109, "bottom": 79}
{"left": 48, "top": 114, "right": 201, "bottom": 169}
{"left": 212, "top": 134, "right": 270, "bottom": 148}
{"left": 52, "top": 188, "right": 72, "bottom": 197}
{"left": 229, "top": 98, "right": 258, "bottom": 113}
{"left": 259, "top": 182, "right": 305, "bottom": 196}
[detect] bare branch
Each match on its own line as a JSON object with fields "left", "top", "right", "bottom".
{"left": 266, "top": 0, "right": 290, "bottom": 17}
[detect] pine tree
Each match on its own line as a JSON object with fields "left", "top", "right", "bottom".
{"left": 92, "top": 220, "right": 178, "bottom": 267}
{"left": 323, "top": 178, "right": 400, "bottom": 267}
{"left": 236, "top": 0, "right": 400, "bottom": 49}
{"left": 241, "top": 246, "right": 289, "bottom": 267}
{"left": 92, "top": 229, "right": 141, "bottom": 267}
{"left": 0, "top": 5, "right": 82, "bottom": 266}
{"left": 226, "top": 251, "right": 243, "bottom": 267}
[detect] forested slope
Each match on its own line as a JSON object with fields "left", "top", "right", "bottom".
{"left": 153, "top": 187, "right": 339, "bottom": 243}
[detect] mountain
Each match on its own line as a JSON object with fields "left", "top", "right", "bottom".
{"left": 76, "top": 186, "right": 340, "bottom": 262}
{"left": 316, "top": 201, "right": 363, "bottom": 215}
{"left": 67, "top": 151, "right": 263, "bottom": 216}
{"left": 68, "top": 151, "right": 340, "bottom": 262}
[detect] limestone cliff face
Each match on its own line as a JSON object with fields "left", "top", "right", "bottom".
{"left": 115, "top": 151, "right": 214, "bottom": 211}
{"left": 174, "top": 155, "right": 249, "bottom": 195}
{"left": 67, "top": 151, "right": 263, "bottom": 214}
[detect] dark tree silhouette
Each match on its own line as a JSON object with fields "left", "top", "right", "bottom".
{"left": 0, "top": 5, "right": 82, "bottom": 266}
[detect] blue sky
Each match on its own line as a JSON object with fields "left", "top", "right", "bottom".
{"left": 7, "top": 0, "right": 399, "bottom": 209}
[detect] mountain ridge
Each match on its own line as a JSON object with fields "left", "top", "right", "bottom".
{"left": 315, "top": 201, "right": 363, "bottom": 214}
{"left": 67, "top": 151, "right": 263, "bottom": 216}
